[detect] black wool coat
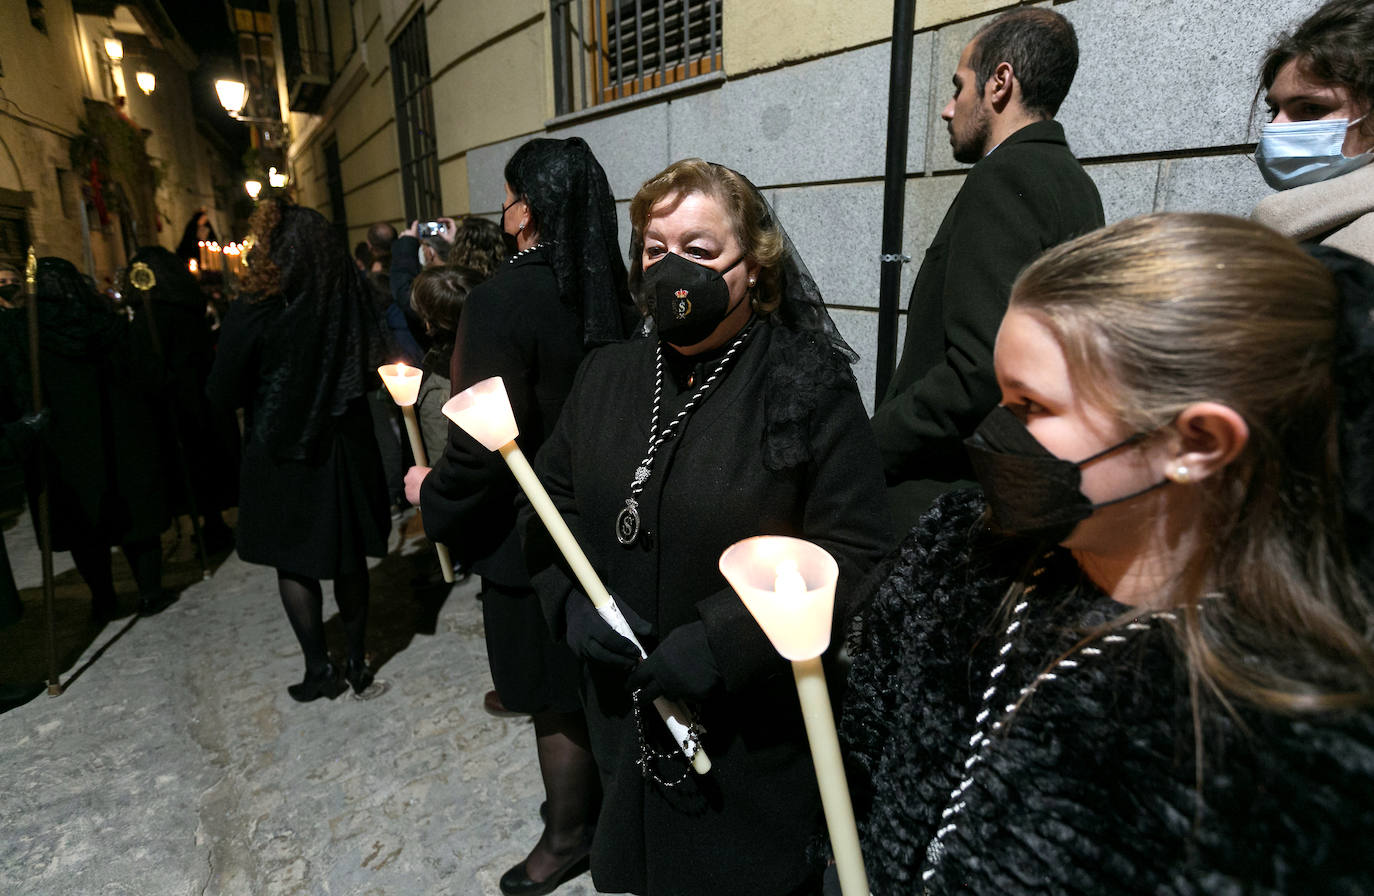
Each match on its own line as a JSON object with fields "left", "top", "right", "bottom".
{"left": 872, "top": 120, "right": 1104, "bottom": 531}
{"left": 524, "top": 321, "right": 894, "bottom": 896}
{"left": 131, "top": 295, "right": 240, "bottom": 516}
{"left": 419, "top": 247, "right": 585, "bottom": 587}
{"left": 206, "top": 298, "right": 388, "bottom": 579}
{"left": 842, "top": 490, "right": 1374, "bottom": 895}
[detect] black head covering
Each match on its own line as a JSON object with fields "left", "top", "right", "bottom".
{"left": 127, "top": 245, "right": 203, "bottom": 308}
{"left": 251, "top": 202, "right": 389, "bottom": 461}
{"left": 35, "top": 256, "right": 120, "bottom": 358}
{"left": 626, "top": 163, "right": 859, "bottom": 471}
{"left": 627, "top": 163, "right": 856, "bottom": 364}
{"left": 175, "top": 211, "right": 217, "bottom": 262}
{"left": 504, "top": 137, "right": 631, "bottom": 347}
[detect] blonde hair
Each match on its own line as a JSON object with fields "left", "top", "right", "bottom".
{"left": 1012, "top": 212, "right": 1374, "bottom": 713}
{"left": 628, "top": 158, "right": 785, "bottom": 314}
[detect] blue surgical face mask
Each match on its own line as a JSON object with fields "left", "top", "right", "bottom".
{"left": 1254, "top": 114, "right": 1373, "bottom": 190}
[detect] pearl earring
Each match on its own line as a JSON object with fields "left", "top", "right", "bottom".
{"left": 1168, "top": 464, "right": 1190, "bottom": 484}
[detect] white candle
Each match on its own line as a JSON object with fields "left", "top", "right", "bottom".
{"left": 379, "top": 362, "right": 422, "bottom": 406}
{"left": 720, "top": 537, "right": 870, "bottom": 896}
{"left": 444, "top": 376, "right": 711, "bottom": 774}
{"left": 378, "top": 363, "right": 454, "bottom": 583}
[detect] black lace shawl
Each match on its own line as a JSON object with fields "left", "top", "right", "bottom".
{"left": 504, "top": 137, "right": 631, "bottom": 347}
{"left": 246, "top": 205, "right": 389, "bottom": 461}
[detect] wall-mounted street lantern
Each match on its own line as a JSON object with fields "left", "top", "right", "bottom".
{"left": 215, "top": 79, "right": 248, "bottom": 118}
{"left": 135, "top": 71, "right": 156, "bottom": 95}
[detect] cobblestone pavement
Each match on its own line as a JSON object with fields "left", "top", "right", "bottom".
{"left": 0, "top": 512, "right": 600, "bottom": 896}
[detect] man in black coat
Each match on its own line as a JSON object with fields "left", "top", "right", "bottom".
{"left": 872, "top": 7, "right": 1104, "bottom": 532}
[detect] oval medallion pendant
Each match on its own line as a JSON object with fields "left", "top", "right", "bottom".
{"left": 616, "top": 500, "right": 641, "bottom": 546}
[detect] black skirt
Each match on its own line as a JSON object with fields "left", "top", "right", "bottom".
{"left": 480, "top": 579, "right": 582, "bottom": 714}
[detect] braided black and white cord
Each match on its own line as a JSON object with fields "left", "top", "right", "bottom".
{"left": 614, "top": 320, "right": 756, "bottom": 545}
{"left": 921, "top": 561, "right": 1194, "bottom": 886}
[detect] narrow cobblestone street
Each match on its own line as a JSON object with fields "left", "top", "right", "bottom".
{"left": 0, "top": 510, "right": 599, "bottom": 895}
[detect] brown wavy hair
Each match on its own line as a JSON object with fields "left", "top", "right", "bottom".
{"left": 628, "top": 159, "right": 786, "bottom": 316}
{"left": 239, "top": 199, "right": 283, "bottom": 299}
{"left": 1010, "top": 212, "right": 1374, "bottom": 715}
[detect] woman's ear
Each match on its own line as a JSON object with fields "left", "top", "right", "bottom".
{"left": 1164, "top": 402, "right": 1249, "bottom": 484}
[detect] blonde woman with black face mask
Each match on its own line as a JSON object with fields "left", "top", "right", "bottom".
{"left": 839, "top": 213, "right": 1374, "bottom": 894}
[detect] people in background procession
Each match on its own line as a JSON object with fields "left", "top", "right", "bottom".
{"left": 522, "top": 159, "right": 892, "bottom": 896}
{"left": 207, "top": 200, "right": 391, "bottom": 702}
{"left": 408, "top": 264, "right": 481, "bottom": 467}
{"left": 0, "top": 257, "right": 170, "bottom": 620}
{"left": 1252, "top": 0, "right": 1374, "bottom": 263}
{"left": 125, "top": 246, "right": 238, "bottom": 554}
{"left": 840, "top": 213, "right": 1374, "bottom": 893}
{"left": 405, "top": 137, "right": 633, "bottom": 896}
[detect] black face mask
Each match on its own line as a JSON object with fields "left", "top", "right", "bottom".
{"left": 964, "top": 405, "right": 1167, "bottom": 543}
{"left": 0, "top": 283, "right": 20, "bottom": 306}
{"left": 643, "top": 251, "right": 746, "bottom": 346}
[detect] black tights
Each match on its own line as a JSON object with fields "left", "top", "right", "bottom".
{"left": 524, "top": 709, "right": 599, "bottom": 880}
{"left": 276, "top": 568, "right": 370, "bottom": 672}
{"left": 70, "top": 536, "right": 162, "bottom": 606}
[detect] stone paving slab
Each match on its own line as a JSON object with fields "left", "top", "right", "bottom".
{"left": 0, "top": 515, "right": 600, "bottom": 896}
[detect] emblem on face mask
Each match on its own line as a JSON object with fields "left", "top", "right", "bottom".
{"left": 673, "top": 288, "right": 691, "bottom": 318}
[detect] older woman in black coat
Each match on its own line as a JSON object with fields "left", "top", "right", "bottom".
{"left": 522, "top": 159, "right": 893, "bottom": 896}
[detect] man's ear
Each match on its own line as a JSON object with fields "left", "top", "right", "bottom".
{"left": 986, "top": 61, "right": 1016, "bottom": 110}
{"left": 1163, "top": 402, "right": 1249, "bottom": 484}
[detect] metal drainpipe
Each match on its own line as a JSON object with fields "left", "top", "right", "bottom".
{"left": 875, "top": 0, "right": 917, "bottom": 405}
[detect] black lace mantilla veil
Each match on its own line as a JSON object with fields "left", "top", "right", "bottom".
{"left": 0, "top": 258, "right": 119, "bottom": 417}
{"left": 505, "top": 137, "right": 632, "bottom": 347}
{"left": 247, "top": 203, "right": 389, "bottom": 462}
{"left": 627, "top": 163, "right": 860, "bottom": 471}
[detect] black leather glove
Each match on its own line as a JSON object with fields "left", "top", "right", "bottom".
{"left": 2, "top": 408, "right": 49, "bottom": 459}
{"left": 821, "top": 864, "right": 841, "bottom": 896}
{"left": 564, "top": 594, "right": 652, "bottom": 669}
{"left": 628, "top": 620, "right": 722, "bottom": 701}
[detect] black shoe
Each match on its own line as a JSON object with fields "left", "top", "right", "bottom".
{"left": 202, "top": 523, "right": 235, "bottom": 555}
{"left": 91, "top": 594, "right": 119, "bottom": 624}
{"left": 137, "top": 590, "right": 177, "bottom": 617}
{"left": 498, "top": 853, "right": 590, "bottom": 896}
{"left": 344, "top": 657, "right": 375, "bottom": 695}
{"left": 287, "top": 663, "right": 344, "bottom": 702}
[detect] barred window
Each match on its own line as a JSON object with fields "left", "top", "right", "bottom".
{"left": 551, "top": 0, "right": 723, "bottom": 115}
{"left": 390, "top": 11, "right": 441, "bottom": 223}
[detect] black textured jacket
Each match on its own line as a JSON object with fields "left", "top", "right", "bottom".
{"left": 842, "top": 490, "right": 1374, "bottom": 895}
{"left": 524, "top": 321, "right": 893, "bottom": 896}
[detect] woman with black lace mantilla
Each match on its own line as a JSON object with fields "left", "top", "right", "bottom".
{"left": 406, "top": 137, "right": 634, "bottom": 896}
{"left": 521, "top": 159, "right": 893, "bottom": 896}
{"left": 207, "top": 200, "right": 391, "bottom": 702}
{"left": 839, "top": 213, "right": 1374, "bottom": 894}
